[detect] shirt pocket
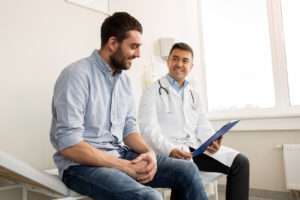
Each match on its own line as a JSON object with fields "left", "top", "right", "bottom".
{"left": 116, "top": 98, "right": 129, "bottom": 122}
{"left": 84, "top": 103, "right": 104, "bottom": 137}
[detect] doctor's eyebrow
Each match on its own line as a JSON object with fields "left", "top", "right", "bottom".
{"left": 182, "top": 57, "right": 191, "bottom": 63}
{"left": 171, "top": 55, "right": 191, "bottom": 63}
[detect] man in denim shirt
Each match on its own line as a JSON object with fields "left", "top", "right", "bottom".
{"left": 50, "top": 12, "right": 208, "bottom": 200}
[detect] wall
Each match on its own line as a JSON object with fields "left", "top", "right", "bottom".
{"left": 0, "top": 0, "right": 201, "bottom": 168}
{"left": 0, "top": 0, "right": 105, "bottom": 199}
{"left": 220, "top": 129, "right": 300, "bottom": 192}
{"left": 0, "top": 0, "right": 106, "bottom": 169}
{"left": 0, "top": 0, "right": 201, "bottom": 199}
{"left": 110, "top": 0, "right": 203, "bottom": 104}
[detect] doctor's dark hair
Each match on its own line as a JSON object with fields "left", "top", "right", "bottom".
{"left": 100, "top": 12, "right": 143, "bottom": 47}
{"left": 169, "top": 42, "right": 194, "bottom": 58}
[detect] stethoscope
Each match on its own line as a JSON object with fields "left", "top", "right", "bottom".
{"left": 158, "top": 80, "right": 197, "bottom": 111}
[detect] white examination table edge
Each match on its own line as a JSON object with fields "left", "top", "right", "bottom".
{"left": 0, "top": 150, "right": 220, "bottom": 200}
{"left": 0, "top": 151, "right": 86, "bottom": 200}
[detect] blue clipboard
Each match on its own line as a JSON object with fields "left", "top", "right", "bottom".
{"left": 192, "top": 120, "right": 240, "bottom": 157}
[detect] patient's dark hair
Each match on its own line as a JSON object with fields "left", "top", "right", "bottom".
{"left": 169, "top": 42, "right": 194, "bottom": 58}
{"left": 101, "top": 12, "right": 143, "bottom": 47}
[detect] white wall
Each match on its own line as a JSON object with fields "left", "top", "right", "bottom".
{"left": 110, "top": 0, "right": 203, "bottom": 103}
{"left": 0, "top": 0, "right": 201, "bottom": 199}
{"left": 221, "top": 129, "right": 300, "bottom": 191}
{"left": 0, "top": 0, "right": 105, "bottom": 170}
{"left": 0, "top": 0, "right": 201, "bottom": 168}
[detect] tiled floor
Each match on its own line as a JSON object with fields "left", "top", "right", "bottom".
{"left": 216, "top": 196, "right": 272, "bottom": 200}
{"left": 216, "top": 187, "right": 300, "bottom": 200}
{"left": 216, "top": 192, "right": 284, "bottom": 200}
{"left": 215, "top": 194, "right": 274, "bottom": 200}
{"left": 162, "top": 189, "right": 274, "bottom": 200}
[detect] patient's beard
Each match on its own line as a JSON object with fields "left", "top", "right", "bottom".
{"left": 110, "top": 48, "right": 130, "bottom": 73}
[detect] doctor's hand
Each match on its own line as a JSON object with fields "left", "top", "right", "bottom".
{"left": 206, "top": 136, "right": 222, "bottom": 154}
{"left": 169, "top": 148, "right": 192, "bottom": 160}
{"left": 131, "top": 150, "right": 157, "bottom": 184}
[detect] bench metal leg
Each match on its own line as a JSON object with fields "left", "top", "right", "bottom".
{"left": 53, "top": 196, "right": 88, "bottom": 200}
{"left": 214, "top": 181, "right": 219, "bottom": 200}
{"left": 22, "top": 186, "right": 28, "bottom": 200}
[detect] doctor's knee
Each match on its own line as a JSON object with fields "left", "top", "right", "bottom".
{"left": 232, "top": 153, "right": 250, "bottom": 174}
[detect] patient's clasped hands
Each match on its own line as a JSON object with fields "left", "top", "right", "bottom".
{"left": 123, "top": 151, "right": 157, "bottom": 184}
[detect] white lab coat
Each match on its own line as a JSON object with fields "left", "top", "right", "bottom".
{"left": 138, "top": 75, "right": 239, "bottom": 182}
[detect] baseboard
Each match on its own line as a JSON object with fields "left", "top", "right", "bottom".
{"left": 218, "top": 184, "right": 300, "bottom": 200}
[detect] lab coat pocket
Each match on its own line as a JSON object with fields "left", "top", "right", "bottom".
{"left": 157, "top": 108, "right": 174, "bottom": 126}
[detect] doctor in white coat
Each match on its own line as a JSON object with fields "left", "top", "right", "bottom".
{"left": 138, "top": 42, "right": 249, "bottom": 200}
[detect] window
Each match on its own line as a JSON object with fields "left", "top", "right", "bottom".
{"left": 281, "top": 0, "right": 300, "bottom": 106}
{"left": 201, "top": 0, "right": 274, "bottom": 112}
{"left": 199, "top": 0, "right": 300, "bottom": 118}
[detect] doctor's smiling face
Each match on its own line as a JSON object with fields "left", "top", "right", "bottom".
{"left": 167, "top": 43, "right": 193, "bottom": 86}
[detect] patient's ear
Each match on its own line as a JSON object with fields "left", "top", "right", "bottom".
{"left": 106, "top": 36, "right": 119, "bottom": 53}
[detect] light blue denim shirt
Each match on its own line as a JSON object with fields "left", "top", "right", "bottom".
{"left": 166, "top": 74, "right": 189, "bottom": 98}
{"left": 50, "top": 50, "right": 138, "bottom": 178}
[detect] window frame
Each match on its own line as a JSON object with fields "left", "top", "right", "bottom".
{"left": 197, "top": 0, "right": 300, "bottom": 126}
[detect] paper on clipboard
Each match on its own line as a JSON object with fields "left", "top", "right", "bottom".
{"left": 192, "top": 120, "right": 240, "bottom": 157}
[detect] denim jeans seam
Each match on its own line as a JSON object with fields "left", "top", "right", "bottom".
{"left": 65, "top": 167, "right": 158, "bottom": 200}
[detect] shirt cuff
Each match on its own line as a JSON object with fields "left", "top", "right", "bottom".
{"left": 57, "top": 134, "right": 82, "bottom": 151}
{"left": 123, "top": 125, "right": 138, "bottom": 138}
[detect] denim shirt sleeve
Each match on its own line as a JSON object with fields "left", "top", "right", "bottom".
{"left": 122, "top": 77, "right": 138, "bottom": 139}
{"left": 52, "top": 67, "right": 88, "bottom": 151}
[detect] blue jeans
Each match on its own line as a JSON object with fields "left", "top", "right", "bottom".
{"left": 62, "top": 149, "right": 208, "bottom": 200}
